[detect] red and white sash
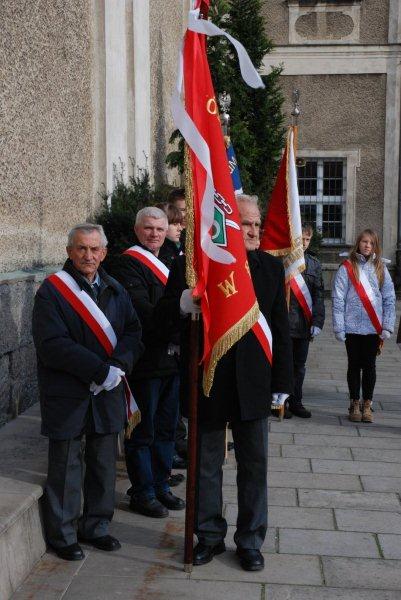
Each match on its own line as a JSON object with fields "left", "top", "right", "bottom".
{"left": 123, "top": 245, "right": 169, "bottom": 285}
{"left": 290, "top": 273, "right": 313, "bottom": 323}
{"left": 343, "top": 259, "right": 382, "bottom": 335}
{"left": 47, "top": 270, "right": 141, "bottom": 436}
{"left": 252, "top": 312, "right": 273, "bottom": 365}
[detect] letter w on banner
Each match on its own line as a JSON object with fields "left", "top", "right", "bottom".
{"left": 171, "top": 0, "right": 271, "bottom": 395}
{"left": 260, "top": 127, "right": 307, "bottom": 307}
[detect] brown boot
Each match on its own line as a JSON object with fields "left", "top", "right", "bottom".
{"left": 348, "top": 399, "right": 362, "bottom": 422}
{"left": 362, "top": 400, "right": 373, "bottom": 423}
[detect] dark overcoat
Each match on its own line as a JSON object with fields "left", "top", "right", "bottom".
{"left": 32, "top": 260, "right": 143, "bottom": 439}
{"left": 109, "top": 246, "right": 179, "bottom": 380}
{"left": 155, "top": 250, "right": 294, "bottom": 423}
{"left": 288, "top": 251, "right": 325, "bottom": 339}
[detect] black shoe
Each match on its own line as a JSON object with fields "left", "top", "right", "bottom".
{"left": 236, "top": 548, "right": 264, "bottom": 571}
{"left": 172, "top": 455, "right": 187, "bottom": 469}
{"left": 193, "top": 541, "right": 226, "bottom": 566}
{"left": 289, "top": 403, "right": 311, "bottom": 418}
{"left": 51, "top": 543, "right": 84, "bottom": 561}
{"left": 78, "top": 535, "right": 121, "bottom": 552}
{"left": 156, "top": 491, "right": 185, "bottom": 510}
{"left": 168, "top": 473, "right": 185, "bottom": 487}
{"left": 129, "top": 496, "right": 168, "bottom": 518}
{"left": 283, "top": 403, "right": 293, "bottom": 419}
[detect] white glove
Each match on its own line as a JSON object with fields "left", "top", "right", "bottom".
{"left": 335, "top": 332, "right": 346, "bottom": 342}
{"left": 180, "top": 289, "right": 201, "bottom": 315}
{"left": 271, "top": 393, "right": 289, "bottom": 407}
{"left": 310, "top": 326, "right": 322, "bottom": 338}
{"left": 380, "top": 330, "right": 391, "bottom": 340}
{"left": 103, "top": 366, "right": 125, "bottom": 390}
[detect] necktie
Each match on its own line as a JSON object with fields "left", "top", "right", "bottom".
{"left": 92, "top": 282, "right": 100, "bottom": 301}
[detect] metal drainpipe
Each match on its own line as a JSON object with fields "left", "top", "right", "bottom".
{"left": 396, "top": 84, "right": 401, "bottom": 289}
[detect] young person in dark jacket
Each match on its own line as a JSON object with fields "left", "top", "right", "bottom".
{"left": 287, "top": 224, "right": 325, "bottom": 418}
{"left": 155, "top": 195, "right": 293, "bottom": 572}
{"left": 109, "top": 207, "right": 184, "bottom": 518}
{"left": 32, "top": 224, "right": 143, "bottom": 561}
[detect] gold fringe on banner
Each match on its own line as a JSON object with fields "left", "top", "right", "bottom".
{"left": 203, "top": 301, "right": 260, "bottom": 396}
{"left": 125, "top": 409, "right": 141, "bottom": 439}
{"left": 184, "top": 143, "right": 197, "bottom": 289}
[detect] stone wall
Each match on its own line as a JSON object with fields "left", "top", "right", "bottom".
{"left": 279, "top": 73, "right": 387, "bottom": 240}
{"left": 149, "top": 0, "right": 186, "bottom": 186}
{"left": 0, "top": 1, "right": 95, "bottom": 273}
{"left": 0, "top": 270, "right": 55, "bottom": 426}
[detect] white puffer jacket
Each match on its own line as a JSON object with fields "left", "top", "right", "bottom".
{"left": 332, "top": 254, "right": 396, "bottom": 336}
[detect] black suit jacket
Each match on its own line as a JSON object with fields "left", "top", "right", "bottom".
{"left": 155, "top": 250, "right": 293, "bottom": 423}
{"left": 32, "top": 260, "right": 143, "bottom": 439}
{"left": 109, "top": 247, "right": 179, "bottom": 380}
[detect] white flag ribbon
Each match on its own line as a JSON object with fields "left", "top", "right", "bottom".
{"left": 171, "top": 8, "right": 264, "bottom": 264}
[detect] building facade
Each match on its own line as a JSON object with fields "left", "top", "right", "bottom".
{"left": 262, "top": 0, "right": 401, "bottom": 281}
{"left": 0, "top": 0, "right": 189, "bottom": 424}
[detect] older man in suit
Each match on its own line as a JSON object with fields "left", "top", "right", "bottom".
{"left": 156, "top": 195, "right": 293, "bottom": 571}
{"left": 33, "top": 223, "right": 143, "bottom": 561}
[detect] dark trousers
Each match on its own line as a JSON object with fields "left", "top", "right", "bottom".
{"left": 345, "top": 333, "right": 379, "bottom": 400}
{"left": 175, "top": 415, "right": 188, "bottom": 458}
{"left": 289, "top": 337, "right": 310, "bottom": 406}
{"left": 44, "top": 432, "right": 118, "bottom": 548}
{"left": 196, "top": 418, "right": 268, "bottom": 550}
{"left": 125, "top": 374, "right": 180, "bottom": 500}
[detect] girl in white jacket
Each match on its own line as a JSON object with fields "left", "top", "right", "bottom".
{"left": 332, "top": 229, "right": 396, "bottom": 423}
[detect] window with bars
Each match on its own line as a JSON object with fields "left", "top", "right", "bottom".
{"left": 297, "top": 158, "right": 346, "bottom": 244}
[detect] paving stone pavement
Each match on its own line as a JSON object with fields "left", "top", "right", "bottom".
{"left": 12, "top": 301, "right": 401, "bottom": 599}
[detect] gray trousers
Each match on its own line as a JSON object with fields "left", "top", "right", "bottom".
{"left": 196, "top": 418, "right": 268, "bottom": 550}
{"left": 44, "top": 433, "right": 118, "bottom": 548}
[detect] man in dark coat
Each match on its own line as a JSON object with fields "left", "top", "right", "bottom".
{"left": 156, "top": 195, "right": 293, "bottom": 571}
{"left": 287, "top": 223, "right": 325, "bottom": 418}
{"left": 109, "top": 207, "right": 185, "bottom": 518}
{"left": 32, "top": 223, "right": 143, "bottom": 561}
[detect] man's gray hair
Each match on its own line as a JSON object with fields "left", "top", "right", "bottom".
{"left": 135, "top": 206, "right": 168, "bottom": 228}
{"left": 236, "top": 194, "right": 259, "bottom": 207}
{"left": 67, "top": 223, "right": 108, "bottom": 248}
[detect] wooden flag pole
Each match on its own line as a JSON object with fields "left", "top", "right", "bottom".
{"left": 184, "top": 312, "right": 200, "bottom": 572}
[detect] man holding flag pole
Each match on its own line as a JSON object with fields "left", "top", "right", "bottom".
{"left": 163, "top": 0, "right": 293, "bottom": 572}
{"left": 259, "top": 93, "right": 324, "bottom": 419}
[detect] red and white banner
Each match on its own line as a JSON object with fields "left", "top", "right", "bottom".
{"left": 171, "top": 1, "right": 271, "bottom": 394}
{"left": 290, "top": 273, "right": 312, "bottom": 323}
{"left": 123, "top": 245, "right": 169, "bottom": 286}
{"left": 343, "top": 260, "right": 382, "bottom": 335}
{"left": 47, "top": 270, "right": 140, "bottom": 435}
{"left": 260, "top": 127, "right": 305, "bottom": 283}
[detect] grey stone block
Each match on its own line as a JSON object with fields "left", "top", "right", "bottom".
{"left": 361, "top": 476, "right": 401, "bottom": 493}
{"left": 265, "top": 585, "right": 401, "bottom": 599}
{"left": 269, "top": 432, "right": 294, "bottom": 444}
{"left": 0, "top": 501, "right": 46, "bottom": 599}
{"left": 268, "top": 457, "right": 311, "bottom": 473}
{"left": 268, "top": 487, "right": 298, "bottom": 507}
{"left": 268, "top": 445, "right": 281, "bottom": 457}
{"left": 295, "top": 433, "right": 401, "bottom": 450}
{"left": 268, "top": 472, "right": 362, "bottom": 491}
{"left": 335, "top": 509, "right": 401, "bottom": 534}
{"left": 271, "top": 421, "right": 358, "bottom": 436}
{"left": 190, "top": 552, "right": 323, "bottom": 585}
{"left": 279, "top": 528, "right": 379, "bottom": 558}
{"left": 61, "top": 576, "right": 265, "bottom": 600}
{"left": 298, "top": 489, "right": 401, "bottom": 511}
{"left": 352, "top": 447, "right": 401, "bottom": 463}
{"left": 377, "top": 534, "right": 401, "bottom": 559}
{"left": 269, "top": 506, "right": 334, "bottom": 530}
{"left": 312, "top": 459, "right": 401, "bottom": 477}
{"left": 10, "top": 344, "right": 37, "bottom": 380}
{"left": 358, "top": 427, "right": 401, "bottom": 439}
{"left": 282, "top": 444, "right": 352, "bottom": 460}
{"left": 322, "top": 556, "right": 401, "bottom": 590}
{"left": 0, "top": 280, "right": 36, "bottom": 355}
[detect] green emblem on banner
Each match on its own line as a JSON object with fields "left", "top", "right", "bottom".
{"left": 212, "top": 205, "right": 227, "bottom": 247}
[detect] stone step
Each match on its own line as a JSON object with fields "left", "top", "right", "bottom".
{"left": 0, "top": 404, "right": 47, "bottom": 599}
